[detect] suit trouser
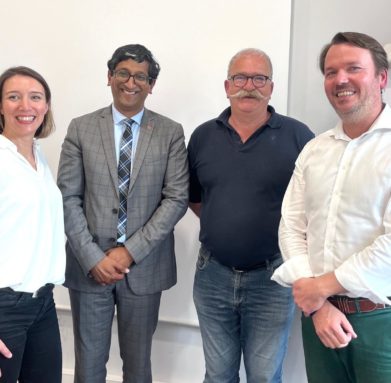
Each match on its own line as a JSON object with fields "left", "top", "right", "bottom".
{"left": 68, "top": 279, "right": 161, "bottom": 383}
{"left": 0, "top": 285, "right": 62, "bottom": 383}
{"left": 302, "top": 308, "right": 391, "bottom": 383}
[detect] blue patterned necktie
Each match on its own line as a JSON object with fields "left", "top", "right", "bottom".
{"left": 117, "top": 118, "right": 134, "bottom": 239}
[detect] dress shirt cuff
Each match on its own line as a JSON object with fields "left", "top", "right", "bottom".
{"left": 334, "top": 266, "right": 391, "bottom": 305}
{"left": 271, "top": 256, "right": 313, "bottom": 287}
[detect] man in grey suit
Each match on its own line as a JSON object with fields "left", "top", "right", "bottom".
{"left": 57, "top": 44, "right": 189, "bottom": 383}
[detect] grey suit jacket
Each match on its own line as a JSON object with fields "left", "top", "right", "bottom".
{"left": 57, "top": 106, "right": 189, "bottom": 295}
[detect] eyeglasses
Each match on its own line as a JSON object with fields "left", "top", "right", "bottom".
{"left": 228, "top": 74, "right": 271, "bottom": 88}
{"left": 112, "top": 69, "right": 150, "bottom": 84}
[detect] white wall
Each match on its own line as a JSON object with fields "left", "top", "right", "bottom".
{"left": 289, "top": 0, "right": 391, "bottom": 134}
{"left": 4, "top": 0, "right": 391, "bottom": 381}
{"left": 2, "top": 0, "right": 297, "bottom": 382}
{"left": 2, "top": 0, "right": 291, "bottom": 328}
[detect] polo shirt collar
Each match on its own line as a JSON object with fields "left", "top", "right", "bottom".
{"left": 217, "top": 105, "right": 279, "bottom": 130}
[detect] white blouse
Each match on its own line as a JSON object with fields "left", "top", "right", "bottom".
{"left": 0, "top": 135, "right": 65, "bottom": 293}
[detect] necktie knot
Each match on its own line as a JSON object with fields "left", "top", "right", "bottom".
{"left": 123, "top": 118, "right": 134, "bottom": 128}
{"left": 122, "top": 118, "right": 134, "bottom": 139}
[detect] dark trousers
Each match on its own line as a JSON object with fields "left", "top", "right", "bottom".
{"left": 302, "top": 308, "right": 391, "bottom": 383}
{"left": 0, "top": 285, "right": 62, "bottom": 383}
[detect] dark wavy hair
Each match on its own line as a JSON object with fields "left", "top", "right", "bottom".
{"left": 107, "top": 44, "right": 160, "bottom": 84}
{"left": 319, "top": 32, "right": 389, "bottom": 75}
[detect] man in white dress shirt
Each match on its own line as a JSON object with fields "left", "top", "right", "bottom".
{"left": 272, "top": 31, "right": 391, "bottom": 382}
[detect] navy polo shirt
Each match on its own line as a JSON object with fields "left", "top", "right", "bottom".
{"left": 188, "top": 106, "right": 314, "bottom": 269}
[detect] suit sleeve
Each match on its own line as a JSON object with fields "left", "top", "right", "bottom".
{"left": 125, "top": 123, "right": 189, "bottom": 263}
{"left": 57, "top": 119, "right": 105, "bottom": 275}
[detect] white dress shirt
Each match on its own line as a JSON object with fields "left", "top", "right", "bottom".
{"left": 0, "top": 135, "right": 65, "bottom": 293}
{"left": 272, "top": 104, "right": 391, "bottom": 305}
{"left": 112, "top": 104, "right": 143, "bottom": 169}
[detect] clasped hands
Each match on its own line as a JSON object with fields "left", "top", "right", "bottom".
{"left": 89, "top": 246, "right": 133, "bottom": 286}
{"left": 293, "top": 275, "right": 357, "bottom": 349}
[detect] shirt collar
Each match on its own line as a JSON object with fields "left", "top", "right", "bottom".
{"left": 111, "top": 104, "right": 144, "bottom": 126}
{"left": 0, "top": 134, "right": 39, "bottom": 150}
{"left": 329, "top": 103, "right": 391, "bottom": 141}
{"left": 217, "top": 105, "right": 278, "bottom": 130}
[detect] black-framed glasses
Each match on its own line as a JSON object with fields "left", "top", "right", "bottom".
{"left": 112, "top": 69, "right": 150, "bottom": 84}
{"left": 228, "top": 74, "right": 271, "bottom": 88}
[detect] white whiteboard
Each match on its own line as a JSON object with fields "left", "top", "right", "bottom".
{"left": 3, "top": 0, "right": 292, "bottom": 326}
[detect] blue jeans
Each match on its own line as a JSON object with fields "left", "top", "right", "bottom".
{"left": 0, "top": 285, "right": 62, "bottom": 383}
{"left": 193, "top": 247, "right": 295, "bottom": 383}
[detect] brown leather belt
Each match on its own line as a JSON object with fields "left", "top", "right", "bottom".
{"left": 328, "top": 296, "right": 390, "bottom": 314}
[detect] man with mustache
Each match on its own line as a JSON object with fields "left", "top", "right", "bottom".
{"left": 272, "top": 32, "right": 391, "bottom": 383}
{"left": 187, "top": 48, "right": 314, "bottom": 383}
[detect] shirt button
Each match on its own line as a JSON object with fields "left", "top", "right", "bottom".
{"left": 112, "top": 208, "right": 118, "bottom": 214}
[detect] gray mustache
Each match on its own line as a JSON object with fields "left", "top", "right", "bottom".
{"left": 229, "top": 89, "right": 269, "bottom": 101}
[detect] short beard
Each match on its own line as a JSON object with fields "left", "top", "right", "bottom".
{"left": 336, "top": 96, "right": 378, "bottom": 125}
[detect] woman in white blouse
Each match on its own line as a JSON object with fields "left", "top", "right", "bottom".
{"left": 0, "top": 66, "right": 65, "bottom": 383}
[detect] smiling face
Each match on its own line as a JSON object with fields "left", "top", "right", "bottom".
{"left": 0, "top": 75, "right": 49, "bottom": 140}
{"left": 108, "top": 58, "right": 155, "bottom": 117}
{"left": 323, "top": 44, "right": 387, "bottom": 125}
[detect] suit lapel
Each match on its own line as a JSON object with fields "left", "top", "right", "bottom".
{"left": 129, "top": 109, "right": 155, "bottom": 193}
{"left": 99, "top": 106, "right": 119, "bottom": 198}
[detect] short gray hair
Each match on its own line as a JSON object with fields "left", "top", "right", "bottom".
{"left": 227, "top": 48, "right": 273, "bottom": 79}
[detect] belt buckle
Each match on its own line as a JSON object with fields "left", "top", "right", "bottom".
{"left": 330, "top": 296, "right": 352, "bottom": 314}
{"left": 340, "top": 296, "right": 353, "bottom": 313}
